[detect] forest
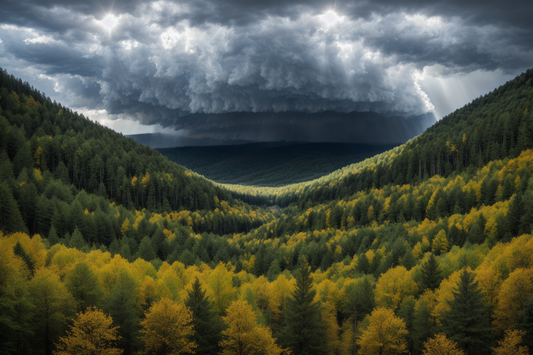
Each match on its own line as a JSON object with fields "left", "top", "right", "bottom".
{"left": 1, "top": 66, "right": 533, "bottom": 355}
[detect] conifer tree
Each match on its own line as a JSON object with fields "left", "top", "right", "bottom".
{"left": 441, "top": 270, "right": 493, "bottom": 355}
{"left": 279, "top": 261, "right": 326, "bottom": 355}
{"left": 356, "top": 253, "right": 370, "bottom": 274}
{"left": 136, "top": 236, "right": 157, "bottom": 261}
{"left": 184, "top": 278, "right": 224, "bottom": 355}
{"left": 105, "top": 271, "right": 140, "bottom": 355}
{"left": 420, "top": 254, "right": 442, "bottom": 291}
{"left": 65, "top": 262, "right": 104, "bottom": 312}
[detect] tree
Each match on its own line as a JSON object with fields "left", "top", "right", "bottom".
{"left": 29, "top": 268, "right": 76, "bottom": 355}
{"left": 420, "top": 254, "right": 443, "bottom": 291}
{"left": 432, "top": 230, "right": 449, "bottom": 255}
{"left": 105, "top": 270, "right": 141, "bottom": 355}
{"left": 54, "top": 307, "right": 122, "bottom": 355}
{"left": 65, "top": 262, "right": 104, "bottom": 312}
{"left": 357, "top": 307, "right": 408, "bottom": 355}
{"left": 0, "top": 181, "right": 27, "bottom": 233}
{"left": 492, "top": 329, "right": 528, "bottom": 355}
{"left": 140, "top": 298, "right": 196, "bottom": 355}
{"left": 422, "top": 333, "right": 465, "bottom": 355}
{"left": 279, "top": 261, "right": 326, "bottom": 355}
{"left": 136, "top": 236, "right": 157, "bottom": 262}
{"left": 220, "top": 300, "right": 284, "bottom": 355}
{"left": 441, "top": 270, "right": 493, "bottom": 355}
{"left": 494, "top": 268, "right": 533, "bottom": 330}
{"left": 184, "top": 278, "right": 224, "bottom": 355}
{"left": 375, "top": 265, "right": 418, "bottom": 311}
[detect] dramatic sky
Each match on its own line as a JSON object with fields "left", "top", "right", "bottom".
{"left": 0, "top": 0, "right": 531, "bottom": 142}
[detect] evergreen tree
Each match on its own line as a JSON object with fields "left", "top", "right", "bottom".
{"left": 517, "top": 298, "right": 533, "bottom": 350}
{"left": 280, "top": 261, "right": 327, "bottom": 355}
{"left": 507, "top": 193, "right": 524, "bottom": 238}
{"left": 184, "top": 278, "right": 224, "bottom": 355}
{"left": 69, "top": 227, "right": 86, "bottom": 250}
{"left": 136, "top": 236, "right": 157, "bottom": 261}
{"left": 48, "top": 225, "right": 59, "bottom": 245}
{"left": 356, "top": 253, "right": 370, "bottom": 274}
{"left": 441, "top": 270, "right": 493, "bottom": 355}
{"left": 105, "top": 270, "right": 140, "bottom": 355}
{"left": 0, "top": 181, "right": 27, "bottom": 233}
{"left": 65, "top": 262, "right": 104, "bottom": 312}
{"left": 420, "top": 254, "right": 442, "bottom": 291}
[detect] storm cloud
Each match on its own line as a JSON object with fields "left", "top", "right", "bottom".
{"left": 0, "top": 0, "right": 531, "bottom": 141}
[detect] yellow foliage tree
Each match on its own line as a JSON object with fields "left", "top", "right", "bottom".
{"left": 54, "top": 307, "right": 122, "bottom": 355}
{"left": 494, "top": 268, "right": 533, "bottom": 330}
{"left": 220, "top": 300, "right": 284, "bottom": 355}
{"left": 321, "top": 301, "right": 340, "bottom": 355}
{"left": 375, "top": 266, "right": 418, "bottom": 311}
{"left": 140, "top": 298, "right": 196, "bottom": 355}
{"left": 208, "top": 264, "right": 237, "bottom": 315}
{"left": 422, "top": 333, "right": 465, "bottom": 355}
{"left": 432, "top": 230, "right": 449, "bottom": 255}
{"left": 491, "top": 329, "right": 529, "bottom": 355}
{"left": 357, "top": 307, "right": 408, "bottom": 355}
{"left": 121, "top": 219, "right": 130, "bottom": 236}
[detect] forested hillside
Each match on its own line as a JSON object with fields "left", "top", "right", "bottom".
{"left": 157, "top": 142, "right": 394, "bottom": 186}
{"left": 1, "top": 68, "right": 533, "bottom": 355}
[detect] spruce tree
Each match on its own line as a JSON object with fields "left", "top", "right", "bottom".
{"left": 441, "top": 270, "right": 493, "bottom": 355}
{"left": 420, "top": 254, "right": 442, "bottom": 291}
{"left": 280, "top": 261, "right": 327, "bottom": 355}
{"left": 184, "top": 278, "right": 224, "bottom": 355}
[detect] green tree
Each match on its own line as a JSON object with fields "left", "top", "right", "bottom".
{"left": 184, "top": 278, "right": 224, "bottom": 355}
{"left": 29, "top": 268, "right": 76, "bottom": 355}
{"left": 0, "top": 181, "right": 27, "bottom": 233}
{"left": 420, "top": 254, "right": 442, "bottom": 291}
{"left": 136, "top": 236, "right": 157, "bottom": 262}
{"left": 105, "top": 270, "right": 140, "bottom": 355}
{"left": 441, "top": 270, "right": 493, "bottom": 355}
{"left": 279, "top": 261, "right": 326, "bottom": 355}
{"left": 65, "top": 262, "right": 104, "bottom": 312}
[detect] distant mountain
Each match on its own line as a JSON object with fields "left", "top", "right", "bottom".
{"left": 157, "top": 142, "right": 396, "bottom": 186}
{"left": 127, "top": 133, "right": 254, "bottom": 148}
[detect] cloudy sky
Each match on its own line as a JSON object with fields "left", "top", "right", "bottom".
{"left": 0, "top": 0, "right": 531, "bottom": 143}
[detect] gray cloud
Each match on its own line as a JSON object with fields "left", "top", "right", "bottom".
{"left": 0, "top": 0, "right": 531, "bottom": 142}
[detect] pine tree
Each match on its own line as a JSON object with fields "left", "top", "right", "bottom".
{"left": 279, "top": 261, "right": 327, "bottom": 355}
{"left": 136, "top": 236, "right": 157, "bottom": 262}
{"left": 65, "top": 262, "right": 104, "bottom": 312}
{"left": 48, "top": 225, "right": 59, "bottom": 245}
{"left": 441, "top": 270, "right": 493, "bottom": 355}
{"left": 69, "top": 227, "right": 86, "bottom": 250}
{"left": 420, "top": 254, "right": 442, "bottom": 291}
{"left": 507, "top": 193, "right": 524, "bottom": 239}
{"left": 105, "top": 271, "right": 141, "bottom": 355}
{"left": 184, "top": 278, "right": 224, "bottom": 355}
{"left": 0, "top": 181, "right": 27, "bottom": 233}
{"left": 356, "top": 253, "right": 370, "bottom": 274}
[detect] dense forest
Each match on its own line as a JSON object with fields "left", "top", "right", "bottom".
{"left": 1, "top": 67, "right": 533, "bottom": 355}
{"left": 156, "top": 142, "right": 394, "bottom": 186}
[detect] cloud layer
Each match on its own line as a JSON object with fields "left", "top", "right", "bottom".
{"left": 0, "top": 0, "right": 531, "bottom": 140}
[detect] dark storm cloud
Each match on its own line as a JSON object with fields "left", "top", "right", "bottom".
{"left": 0, "top": 0, "right": 531, "bottom": 141}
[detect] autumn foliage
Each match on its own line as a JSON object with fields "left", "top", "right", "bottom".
{"left": 140, "top": 298, "right": 197, "bottom": 355}
{"left": 54, "top": 307, "right": 122, "bottom": 355}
